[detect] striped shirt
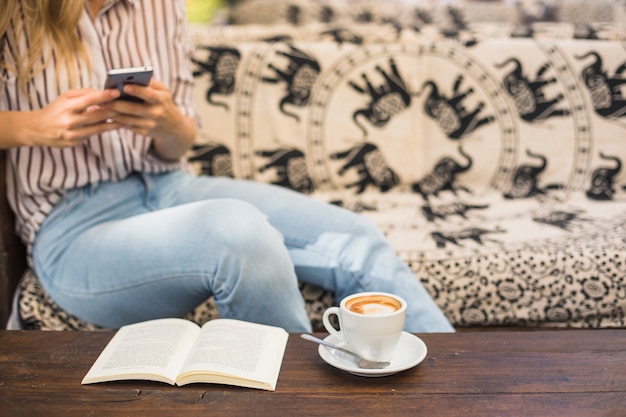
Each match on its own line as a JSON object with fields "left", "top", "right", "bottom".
{"left": 1, "top": 0, "right": 196, "bottom": 252}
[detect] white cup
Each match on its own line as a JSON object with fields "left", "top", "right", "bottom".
{"left": 322, "top": 292, "right": 407, "bottom": 362}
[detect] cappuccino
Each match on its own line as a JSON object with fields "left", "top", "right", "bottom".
{"left": 346, "top": 295, "right": 402, "bottom": 316}
{"left": 323, "top": 292, "right": 407, "bottom": 361}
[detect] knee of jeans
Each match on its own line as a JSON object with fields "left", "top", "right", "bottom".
{"left": 204, "top": 199, "right": 285, "bottom": 253}
{"left": 191, "top": 200, "right": 294, "bottom": 290}
{"left": 353, "top": 213, "right": 386, "bottom": 239}
{"left": 330, "top": 214, "right": 398, "bottom": 279}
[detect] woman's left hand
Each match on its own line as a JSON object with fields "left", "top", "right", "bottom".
{"left": 106, "top": 79, "right": 197, "bottom": 160}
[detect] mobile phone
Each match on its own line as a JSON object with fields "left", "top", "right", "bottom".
{"left": 104, "top": 66, "right": 153, "bottom": 102}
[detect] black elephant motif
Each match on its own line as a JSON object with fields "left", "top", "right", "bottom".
{"left": 349, "top": 58, "right": 414, "bottom": 137}
{"left": 586, "top": 152, "right": 622, "bottom": 201}
{"left": 496, "top": 57, "right": 570, "bottom": 123}
{"left": 188, "top": 143, "right": 233, "bottom": 177}
{"left": 576, "top": 51, "right": 626, "bottom": 120}
{"left": 533, "top": 209, "right": 588, "bottom": 231}
{"left": 431, "top": 226, "right": 505, "bottom": 248}
{"left": 503, "top": 149, "right": 548, "bottom": 199}
{"left": 256, "top": 147, "right": 314, "bottom": 194}
{"left": 328, "top": 199, "right": 377, "bottom": 213}
{"left": 286, "top": 5, "right": 301, "bottom": 25}
{"left": 319, "top": 5, "right": 335, "bottom": 23}
{"left": 573, "top": 23, "right": 599, "bottom": 40}
{"left": 421, "top": 201, "right": 489, "bottom": 222}
{"left": 262, "top": 45, "right": 321, "bottom": 122}
{"left": 510, "top": 24, "right": 534, "bottom": 38}
{"left": 439, "top": 6, "right": 474, "bottom": 43}
{"left": 355, "top": 9, "right": 374, "bottom": 23}
{"left": 410, "top": 8, "right": 434, "bottom": 32}
{"left": 319, "top": 27, "right": 364, "bottom": 45}
{"left": 192, "top": 46, "right": 241, "bottom": 110}
{"left": 417, "top": 75, "right": 494, "bottom": 140}
{"left": 411, "top": 146, "right": 473, "bottom": 201}
{"left": 260, "top": 35, "right": 294, "bottom": 43}
{"left": 445, "top": 6, "right": 467, "bottom": 32}
{"left": 330, "top": 143, "right": 400, "bottom": 193}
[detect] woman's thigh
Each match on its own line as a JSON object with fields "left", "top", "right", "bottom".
{"left": 32, "top": 173, "right": 307, "bottom": 328}
{"left": 159, "top": 172, "right": 378, "bottom": 249}
{"left": 160, "top": 173, "right": 395, "bottom": 295}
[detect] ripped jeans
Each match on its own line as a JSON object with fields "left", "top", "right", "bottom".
{"left": 32, "top": 170, "right": 454, "bottom": 332}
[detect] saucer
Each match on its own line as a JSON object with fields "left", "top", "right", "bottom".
{"left": 317, "top": 332, "right": 427, "bottom": 377}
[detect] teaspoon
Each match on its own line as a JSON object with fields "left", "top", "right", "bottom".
{"left": 300, "top": 333, "right": 391, "bottom": 369}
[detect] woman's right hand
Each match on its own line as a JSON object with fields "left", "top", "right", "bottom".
{"left": 21, "top": 88, "right": 122, "bottom": 148}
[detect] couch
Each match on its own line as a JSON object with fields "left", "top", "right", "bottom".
{"left": 4, "top": 0, "right": 626, "bottom": 331}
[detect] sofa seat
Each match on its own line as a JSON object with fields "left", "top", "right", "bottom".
{"left": 17, "top": 187, "right": 626, "bottom": 330}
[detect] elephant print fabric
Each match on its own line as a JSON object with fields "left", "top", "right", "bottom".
{"left": 261, "top": 44, "right": 321, "bottom": 122}
{"left": 349, "top": 58, "right": 415, "bottom": 137}
{"left": 496, "top": 57, "right": 570, "bottom": 123}
{"left": 416, "top": 74, "right": 495, "bottom": 140}
{"left": 188, "top": 35, "right": 626, "bottom": 326}
{"left": 192, "top": 46, "right": 241, "bottom": 110}
{"left": 189, "top": 34, "right": 626, "bottom": 203}
{"left": 575, "top": 51, "right": 626, "bottom": 121}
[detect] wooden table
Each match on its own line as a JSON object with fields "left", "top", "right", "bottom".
{"left": 1, "top": 329, "right": 625, "bottom": 417}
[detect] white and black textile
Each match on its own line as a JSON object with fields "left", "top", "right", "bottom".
{"left": 17, "top": 2, "right": 626, "bottom": 330}
{"left": 187, "top": 19, "right": 626, "bottom": 328}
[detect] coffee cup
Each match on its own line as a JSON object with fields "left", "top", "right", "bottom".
{"left": 322, "top": 292, "right": 407, "bottom": 362}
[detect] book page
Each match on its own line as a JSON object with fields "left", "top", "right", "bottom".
{"left": 176, "top": 319, "right": 288, "bottom": 390}
{"left": 82, "top": 318, "right": 200, "bottom": 385}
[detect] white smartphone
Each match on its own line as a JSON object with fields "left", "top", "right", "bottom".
{"left": 104, "top": 66, "right": 153, "bottom": 102}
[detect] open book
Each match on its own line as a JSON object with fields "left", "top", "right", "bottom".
{"left": 82, "top": 318, "right": 289, "bottom": 391}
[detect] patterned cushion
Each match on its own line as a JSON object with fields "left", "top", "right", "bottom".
{"left": 18, "top": 190, "right": 626, "bottom": 330}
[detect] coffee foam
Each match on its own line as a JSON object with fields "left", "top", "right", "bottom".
{"left": 346, "top": 295, "right": 402, "bottom": 316}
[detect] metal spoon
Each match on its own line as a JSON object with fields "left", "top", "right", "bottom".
{"left": 301, "top": 334, "right": 391, "bottom": 369}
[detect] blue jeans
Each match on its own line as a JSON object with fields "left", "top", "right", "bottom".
{"left": 32, "top": 170, "right": 454, "bottom": 333}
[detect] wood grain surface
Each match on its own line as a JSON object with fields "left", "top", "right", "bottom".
{"left": 1, "top": 330, "right": 625, "bottom": 417}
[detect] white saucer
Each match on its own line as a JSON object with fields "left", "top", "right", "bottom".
{"left": 317, "top": 332, "right": 427, "bottom": 377}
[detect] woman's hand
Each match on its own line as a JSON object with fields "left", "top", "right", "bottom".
{"left": 36, "top": 88, "right": 122, "bottom": 147}
{"left": 1, "top": 88, "right": 122, "bottom": 149}
{"left": 105, "top": 79, "right": 197, "bottom": 160}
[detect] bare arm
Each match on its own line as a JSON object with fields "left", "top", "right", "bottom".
{"left": 151, "top": 114, "right": 197, "bottom": 161}
{"left": 0, "top": 88, "right": 122, "bottom": 150}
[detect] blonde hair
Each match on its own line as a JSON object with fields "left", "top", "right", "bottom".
{"left": 0, "top": 0, "right": 90, "bottom": 93}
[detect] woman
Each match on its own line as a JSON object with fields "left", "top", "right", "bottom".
{"left": 0, "top": 0, "right": 453, "bottom": 332}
